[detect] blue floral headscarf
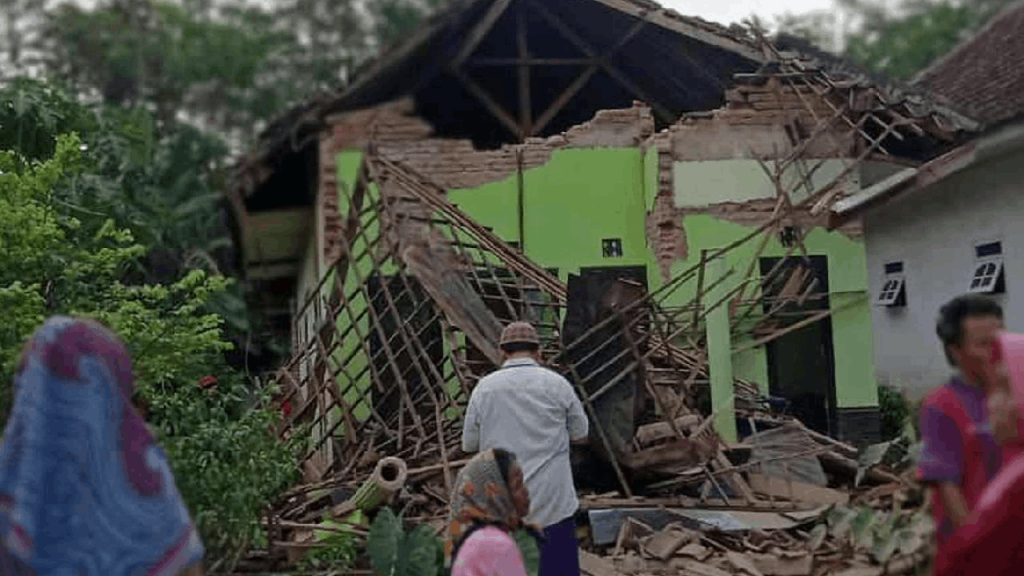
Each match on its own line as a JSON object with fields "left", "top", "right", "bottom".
{"left": 0, "top": 316, "right": 204, "bottom": 575}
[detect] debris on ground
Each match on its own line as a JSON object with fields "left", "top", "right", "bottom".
{"left": 235, "top": 47, "right": 938, "bottom": 576}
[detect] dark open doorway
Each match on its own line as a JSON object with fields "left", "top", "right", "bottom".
{"left": 758, "top": 256, "right": 837, "bottom": 436}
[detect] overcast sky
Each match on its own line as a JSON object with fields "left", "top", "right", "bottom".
{"left": 659, "top": 0, "right": 835, "bottom": 27}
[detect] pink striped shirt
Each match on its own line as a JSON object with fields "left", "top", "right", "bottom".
{"left": 452, "top": 526, "right": 528, "bottom": 576}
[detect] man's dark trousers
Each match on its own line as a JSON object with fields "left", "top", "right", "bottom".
{"left": 538, "top": 516, "right": 580, "bottom": 576}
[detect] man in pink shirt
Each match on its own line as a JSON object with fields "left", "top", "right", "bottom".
{"left": 933, "top": 332, "right": 1024, "bottom": 576}
{"left": 917, "top": 295, "right": 1010, "bottom": 559}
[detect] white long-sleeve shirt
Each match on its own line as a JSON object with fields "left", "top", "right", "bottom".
{"left": 462, "top": 358, "right": 589, "bottom": 527}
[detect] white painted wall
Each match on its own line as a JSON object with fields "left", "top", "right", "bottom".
{"left": 863, "top": 149, "right": 1024, "bottom": 400}
{"left": 673, "top": 159, "right": 852, "bottom": 207}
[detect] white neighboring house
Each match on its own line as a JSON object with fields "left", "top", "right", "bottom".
{"left": 828, "top": 2, "right": 1024, "bottom": 399}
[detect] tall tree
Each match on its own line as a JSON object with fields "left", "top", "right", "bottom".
{"left": 775, "top": 0, "right": 1017, "bottom": 80}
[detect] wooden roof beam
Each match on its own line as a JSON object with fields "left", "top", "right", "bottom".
{"left": 453, "top": 0, "right": 515, "bottom": 67}
{"left": 524, "top": 0, "right": 675, "bottom": 124}
{"left": 587, "top": 0, "right": 765, "bottom": 63}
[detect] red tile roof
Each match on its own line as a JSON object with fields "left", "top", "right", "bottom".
{"left": 915, "top": 2, "right": 1024, "bottom": 126}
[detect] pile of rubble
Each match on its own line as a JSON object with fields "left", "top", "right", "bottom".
{"left": 245, "top": 409, "right": 931, "bottom": 575}
{"left": 571, "top": 424, "right": 931, "bottom": 576}
{"left": 242, "top": 51, "right": 946, "bottom": 575}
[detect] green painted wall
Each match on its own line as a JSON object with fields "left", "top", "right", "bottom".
{"left": 447, "top": 148, "right": 877, "bottom": 410}
{"left": 321, "top": 145, "right": 878, "bottom": 435}
{"left": 450, "top": 148, "right": 650, "bottom": 281}
{"left": 705, "top": 256, "right": 737, "bottom": 442}
{"left": 523, "top": 149, "right": 648, "bottom": 277}
{"left": 661, "top": 214, "right": 876, "bottom": 408}
{"left": 447, "top": 176, "right": 520, "bottom": 244}
{"left": 332, "top": 151, "right": 374, "bottom": 425}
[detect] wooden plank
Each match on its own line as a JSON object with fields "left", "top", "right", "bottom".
{"left": 747, "top": 423, "right": 828, "bottom": 486}
{"left": 634, "top": 415, "right": 702, "bottom": 445}
{"left": 523, "top": 0, "right": 673, "bottom": 123}
{"left": 453, "top": 0, "right": 515, "bottom": 66}
{"left": 516, "top": 2, "right": 532, "bottom": 135}
{"left": 798, "top": 423, "right": 858, "bottom": 459}
{"left": 401, "top": 241, "right": 505, "bottom": 366}
{"left": 451, "top": 67, "right": 524, "bottom": 139}
{"left": 585, "top": 0, "right": 765, "bottom": 63}
{"left": 747, "top": 473, "right": 849, "bottom": 506}
{"left": 532, "top": 64, "right": 598, "bottom": 135}
{"left": 714, "top": 452, "right": 757, "bottom": 503}
{"left": 580, "top": 550, "right": 620, "bottom": 576}
{"left": 468, "top": 57, "right": 595, "bottom": 66}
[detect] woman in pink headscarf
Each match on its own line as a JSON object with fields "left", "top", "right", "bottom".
{"left": 934, "top": 332, "right": 1024, "bottom": 576}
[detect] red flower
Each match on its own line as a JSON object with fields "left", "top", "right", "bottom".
{"left": 198, "top": 375, "right": 218, "bottom": 389}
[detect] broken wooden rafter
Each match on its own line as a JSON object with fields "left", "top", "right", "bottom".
{"left": 451, "top": 67, "right": 525, "bottom": 139}
{"left": 453, "top": 0, "right": 515, "bottom": 67}
{"left": 516, "top": 1, "right": 532, "bottom": 135}
{"left": 523, "top": 0, "right": 675, "bottom": 125}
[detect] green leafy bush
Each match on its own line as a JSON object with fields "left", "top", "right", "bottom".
{"left": 879, "top": 384, "right": 911, "bottom": 441}
{"left": 300, "top": 517, "right": 361, "bottom": 572}
{"left": 368, "top": 508, "right": 444, "bottom": 576}
{"left": 367, "top": 508, "right": 540, "bottom": 576}
{"left": 0, "top": 133, "right": 301, "bottom": 571}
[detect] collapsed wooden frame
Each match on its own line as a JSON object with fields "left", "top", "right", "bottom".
{"left": 267, "top": 46, "right": 941, "bottom": 526}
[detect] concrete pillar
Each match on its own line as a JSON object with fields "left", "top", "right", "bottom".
{"left": 705, "top": 254, "right": 737, "bottom": 443}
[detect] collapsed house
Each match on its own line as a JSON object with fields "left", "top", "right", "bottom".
{"left": 228, "top": 0, "right": 976, "bottom": 571}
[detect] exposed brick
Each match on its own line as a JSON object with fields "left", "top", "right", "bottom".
{"left": 663, "top": 80, "right": 856, "bottom": 162}
{"left": 646, "top": 193, "right": 687, "bottom": 282}
{"left": 320, "top": 95, "right": 862, "bottom": 275}
{"left": 680, "top": 199, "right": 863, "bottom": 239}
{"left": 636, "top": 83, "right": 865, "bottom": 277}
{"left": 322, "top": 98, "right": 657, "bottom": 191}
{"left": 318, "top": 100, "right": 660, "bottom": 258}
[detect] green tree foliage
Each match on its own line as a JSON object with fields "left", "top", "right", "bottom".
{"left": 775, "top": 0, "right": 1018, "bottom": 80}
{"left": 0, "top": 78, "right": 251, "bottom": 335}
{"left": 0, "top": 0, "right": 454, "bottom": 569}
{"left": 36, "top": 0, "right": 449, "bottom": 143}
{"left": 40, "top": 0, "right": 295, "bottom": 141}
{"left": 366, "top": 0, "right": 449, "bottom": 49}
{"left": 0, "top": 114, "right": 301, "bottom": 572}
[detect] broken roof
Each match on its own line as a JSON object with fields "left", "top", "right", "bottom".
{"left": 914, "top": 1, "right": 1024, "bottom": 128}
{"left": 235, "top": 0, "right": 770, "bottom": 207}
{"left": 232, "top": 0, "right": 980, "bottom": 225}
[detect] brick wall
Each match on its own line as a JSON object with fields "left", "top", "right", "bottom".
{"left": 318, "top": 100, "right": 657, "bottom": 264}
{"left": 639, "top": 81, "right": 864, "bottom": 279}
{"left": 317, "top": 88, "right": 863, "bottom": 274}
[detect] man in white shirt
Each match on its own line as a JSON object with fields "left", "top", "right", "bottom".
{"left": 462, "top": 321, "right": 589, "bottom": 576}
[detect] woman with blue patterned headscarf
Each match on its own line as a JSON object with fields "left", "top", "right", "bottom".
{"left": 0, "top": 316, "right": 204, "bottom": 575}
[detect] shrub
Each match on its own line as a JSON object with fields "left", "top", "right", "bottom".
{"left": 878, "top": 384, "right": 911, "bottom": 442}
{"left": 0, "top": 134, "right": 301, "bottom": 571}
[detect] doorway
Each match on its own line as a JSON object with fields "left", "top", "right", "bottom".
{"left": 758, "top": 256, "right": 837, "bottom": 436}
